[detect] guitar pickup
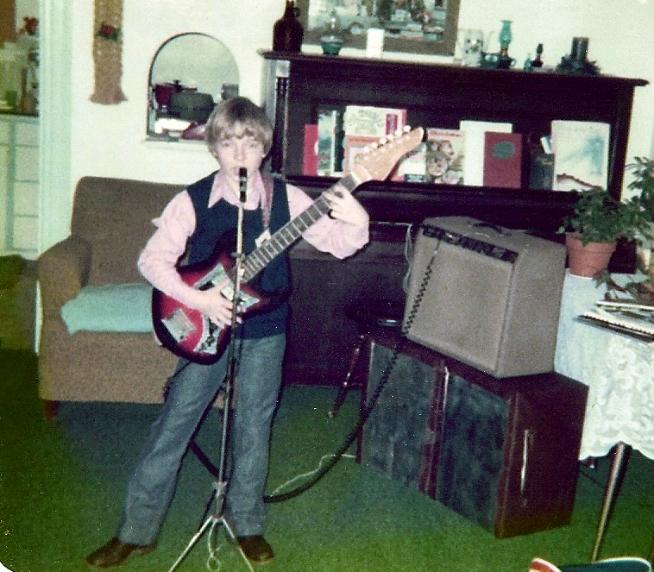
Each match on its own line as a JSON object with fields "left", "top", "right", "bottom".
{"left": 161, "top": 308, "right": 196, "bottom": 342}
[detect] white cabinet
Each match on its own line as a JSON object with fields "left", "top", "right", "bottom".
{"left": 0, "top": 115, "right": 39, "bottom": 258}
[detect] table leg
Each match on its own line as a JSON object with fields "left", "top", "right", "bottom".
{"left": 591, "top": 442, "right": 632, "bottom": 562}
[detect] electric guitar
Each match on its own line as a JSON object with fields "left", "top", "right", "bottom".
{"left": 152, "top": 127, "right": 425, "bottom": 364}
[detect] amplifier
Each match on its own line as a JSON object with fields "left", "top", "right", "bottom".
{"left": 403, "top": 217, "right": 566, "bottom": 378}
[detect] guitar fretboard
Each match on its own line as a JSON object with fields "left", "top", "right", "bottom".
{"left": 239, "top": 174, "right": 358, "bottom": 282}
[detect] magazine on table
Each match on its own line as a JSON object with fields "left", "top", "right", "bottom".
{"left": 577, "top": 300, "right": 654, "bottom": 343}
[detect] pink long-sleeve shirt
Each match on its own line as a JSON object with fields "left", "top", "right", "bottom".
{"left": 138, "top": 171, "right": 369, "bottom": 311}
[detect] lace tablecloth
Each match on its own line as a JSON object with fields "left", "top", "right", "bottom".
{"left": 555, "top": 271, "right": 654, "bottom": 460}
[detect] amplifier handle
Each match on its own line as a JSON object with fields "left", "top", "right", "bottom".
{"left": 472, "top": 221, "right": 510, "bottom": 236}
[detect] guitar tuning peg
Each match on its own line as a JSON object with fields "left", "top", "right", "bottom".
{"left": 403, "top": 125, "right": 411, "bottom": 133}
{"left": 387, "top": 133, "right": 396, "bottom": 140}
{"left": 394, "top": 128, "right": 403, "bottom": 137}
{"left": 379, "top": 137, "right": 387, "bottom": 145}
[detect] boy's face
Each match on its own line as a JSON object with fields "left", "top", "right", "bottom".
{"left": 212, "top": 128, "right": 265, "bottom": 189}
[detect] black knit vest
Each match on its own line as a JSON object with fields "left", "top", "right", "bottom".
{"left": 186, "top": 172, "right": 291, "bottom": 338}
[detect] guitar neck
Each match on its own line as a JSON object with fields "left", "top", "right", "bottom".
{"left": 239, "top": 173, "right": 360, "bottom": 283}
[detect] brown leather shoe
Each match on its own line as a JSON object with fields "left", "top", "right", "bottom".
{"left": 86, "top": 537, "right": 155, "bottom": 569}
{"left": 236, "top": 535, "right": 275, "bottom": 565}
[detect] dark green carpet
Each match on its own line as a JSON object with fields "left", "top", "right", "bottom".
{"left": 1, "top": 350, "right": 652, "bottom": 572}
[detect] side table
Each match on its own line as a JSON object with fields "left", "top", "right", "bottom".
{"left": 555, "top": 271, "right": 654, "bottom": 562}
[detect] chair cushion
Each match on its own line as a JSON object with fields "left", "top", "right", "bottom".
{"left": 61, "top": 283, "right": 153, "bottom": 334}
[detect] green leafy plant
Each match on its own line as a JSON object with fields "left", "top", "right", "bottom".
{"left": 559, "top": 183, "right": 653, "bottom": 246}
{"left": 627, "top": 156, "right": 654, "bottom": 218}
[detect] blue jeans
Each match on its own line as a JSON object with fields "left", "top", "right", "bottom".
{"left": 117, "top": 333, "right": 286, "bottom": 545}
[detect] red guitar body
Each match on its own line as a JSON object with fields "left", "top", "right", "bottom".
{"left": 152, "top": 247, "right": 269, "bottom": 365}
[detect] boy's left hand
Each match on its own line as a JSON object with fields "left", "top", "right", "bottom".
{"left": 324, "top": 184, "right": 369, "bottom": 228}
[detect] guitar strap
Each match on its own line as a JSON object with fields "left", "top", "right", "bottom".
{"left": 261, "top": 175, "right": 275, "bottom": 231}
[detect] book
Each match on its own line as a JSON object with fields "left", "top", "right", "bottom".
{"left": 342, "top": 134, "right": 378, "bottom": 175}
{"left": 578, "top": 309, "right": 654, "bottom": 343}
{"left": 551, "top": 120, "right": 610, "bottom": 191}
{"left": 596, "top": 299, "right": 654, "bottom": 312}
{"left": 302, "top": 124, "right": 318, "bottom": 176}
{"left": 317, "top": 107, "right": 344, "bottom": 176}
{"left": 529, "top": 152, "right": 555, "bottom": 190}
{"left": 459, "top": 120, "right": 513, "bottom": 186}
{"left": 343, "top": 105, "right": 407, "bottom": 138}
{"left": 425, "top": 128, "right": 465, "bottom": 185}
{"left": 483, "top": 132, "right": 523, "bottom": 188}
{"left": 393, "top": 142, "right": 427, "bottom": 182}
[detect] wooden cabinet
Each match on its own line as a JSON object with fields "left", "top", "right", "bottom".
{"left": 359, "top": 329, "right": 588, "bottom": 538}
{"left": 0, "top": 114, "right": 39, "bottom": 258}
{"left": 260, "top": 51, "right": 646, "bottom": 384}
{"left": 260, "top": 51, "right": 646, "bottom": 233}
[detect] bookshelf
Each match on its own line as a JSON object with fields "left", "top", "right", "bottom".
{"left": 260, "top": 50, "right": 647, "bottom": 235}
{"left": 259, "top": 51, "right": 647, "bottom": 385}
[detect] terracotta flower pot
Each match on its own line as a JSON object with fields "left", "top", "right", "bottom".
{"left": 565, "top": 233, "right": 616, "bottom": 277}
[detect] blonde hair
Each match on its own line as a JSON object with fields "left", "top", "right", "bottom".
{"left": 205, "top": 97, "right": 273, "bottom": 154}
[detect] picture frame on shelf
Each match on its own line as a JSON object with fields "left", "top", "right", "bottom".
{"left": 296, "top": 0, "right": 461, "bottom": 56}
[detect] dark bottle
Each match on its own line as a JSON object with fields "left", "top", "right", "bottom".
{"left": 273, "top": 0, "right": 304, "bottom": 52}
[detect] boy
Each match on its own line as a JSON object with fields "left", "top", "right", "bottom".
{"left": 86, "top": 97, "right": 369, "bottom": 568}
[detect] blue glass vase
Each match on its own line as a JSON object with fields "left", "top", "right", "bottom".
{"left": 499, "top": 20, "right": 512, "bottom": 54}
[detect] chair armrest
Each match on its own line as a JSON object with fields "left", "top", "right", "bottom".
{"left": 38, "top": 236, "right": 92, "bottom": 317}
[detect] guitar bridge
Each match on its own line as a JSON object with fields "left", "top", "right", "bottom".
{"left": 161, "top": 308, "right": 196, "bottom": 342}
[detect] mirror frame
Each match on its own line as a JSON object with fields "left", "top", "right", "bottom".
{"left": 146, "top": 32, "right": 239, "bottom": 138}
{"left": 296, "top": 0, "right": 461, "bottom": 56}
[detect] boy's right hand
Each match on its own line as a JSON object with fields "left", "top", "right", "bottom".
{"left": 194, "top": 282, "right": 241, "bottom": 328}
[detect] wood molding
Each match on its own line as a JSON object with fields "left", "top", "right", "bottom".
{"left": 0, "top": 0, "right": 17, "bottom": 44}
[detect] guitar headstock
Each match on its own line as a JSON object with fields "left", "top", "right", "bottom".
{"left": 350, "top": 127, "right": 425, "bottom": 183}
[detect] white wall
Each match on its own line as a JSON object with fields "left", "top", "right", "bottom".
{"left": 66, "top": 0, "right": 654, "bottom": 189}
{"left": 15, "top": 0, "right": 39, "bottom": 29}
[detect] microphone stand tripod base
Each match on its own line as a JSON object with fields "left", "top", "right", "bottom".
{"left": 167, "top": 479, "right": 254, "bottom": 572}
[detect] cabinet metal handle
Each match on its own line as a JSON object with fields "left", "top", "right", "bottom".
{"left": 520, "top": 429, "right": 535, "bottom": 502}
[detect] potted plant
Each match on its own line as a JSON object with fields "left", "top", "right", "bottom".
{"left": 559, "top": 184, "right": 653, "bottom": 277}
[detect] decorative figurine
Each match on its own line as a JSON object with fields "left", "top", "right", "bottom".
{"left": 531, "top": 43, "right": 544, "bottom": 68}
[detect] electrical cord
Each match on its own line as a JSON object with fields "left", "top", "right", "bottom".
{"left": 264, "top": 233, "right": 439, "bottom": 503}
{"left": 189, "top": 224, "right": 439, "bottom": 504}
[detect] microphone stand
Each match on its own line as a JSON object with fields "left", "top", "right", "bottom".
{"left": 168, "top": 168, "right": 254, "bottom": 572}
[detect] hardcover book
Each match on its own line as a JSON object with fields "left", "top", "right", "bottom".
{"left": 394, "top": 143, "right": 427, "bottom": 182}
{"left": 459, "top": 120, "right": 513, "bottom": 186}
{"left": 342, "top": 135, "right": 378, "bottom": 175}
{"left": 317, "top": 107, "right": 344, "bottom": 176}
{"left": 551, "top": 120, "right": 610, "bottom": 191}
{"left": 425, "top": 128, "right": 465, "bottom": 185}
{"left": 302, "top": 124, "right": 318, "bottom": 176}
{"left": 483, "top": 132, "right": 523, "bottom": 189}
{"left": 343, "top": 105, "right": 407, "bottom": 138}
{"left": 529, "top": 152, "right": 555, "bottom": 190}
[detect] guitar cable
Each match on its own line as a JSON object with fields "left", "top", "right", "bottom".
{"left": 188, "top": 225, "right": 440, "bottom": 504}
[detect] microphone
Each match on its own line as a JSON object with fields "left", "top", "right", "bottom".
{"left": 239, "top": 168, "right": 247, "bottom": 203}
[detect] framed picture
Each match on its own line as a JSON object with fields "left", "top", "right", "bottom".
{"left": 297, "top": 0, "right": 461, "bottom": 56}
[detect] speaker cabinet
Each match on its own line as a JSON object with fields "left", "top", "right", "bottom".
{"left": 358, "top": 330, "right": 587, "bottom": 538}
{"left": 404, "top": 217, "right": 566, "bottom": 378}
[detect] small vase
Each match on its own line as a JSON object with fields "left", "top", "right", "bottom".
{"left": 565, "top": 233, "right": 616, "bottom": 277}
{"left": 498, "top": 19, "right": 512, "bottom": 61}
{"left": 320, "top": 9, "right": 344, "bottom": 56}
{"left": 273, "top": 0, "right": 304, "bottom": 53}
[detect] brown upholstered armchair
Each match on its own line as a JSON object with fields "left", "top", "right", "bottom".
{"left": 37, "top": 177, "right": 184, "bottom": 419}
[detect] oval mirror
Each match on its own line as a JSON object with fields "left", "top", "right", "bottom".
{"left": 147, "top": 33, "right": 239, "bottom": 139}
